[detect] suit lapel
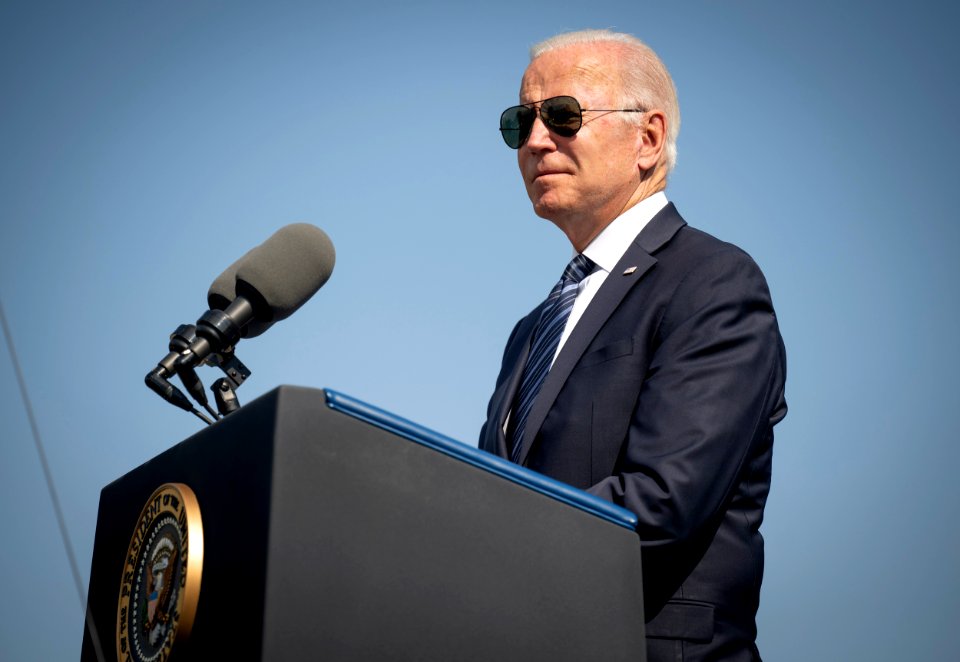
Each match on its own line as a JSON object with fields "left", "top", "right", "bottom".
{"left": 516, "top": 203, "right": 687, "bottom": 466}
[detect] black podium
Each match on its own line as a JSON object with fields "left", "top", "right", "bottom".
{"left": 82, "top": 386, "right": 645, "bottom": 661}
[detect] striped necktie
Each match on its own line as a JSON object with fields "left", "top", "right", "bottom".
{"left": 509, "top": 253, "right": 595, "bottom": 464}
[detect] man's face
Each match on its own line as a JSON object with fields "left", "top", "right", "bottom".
{"left": 517, "top": 45, "right": 642, "bottom": 241}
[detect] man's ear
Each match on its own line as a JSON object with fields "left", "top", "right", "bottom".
{"left": 636, "top": 110, "right": 667, "bottom": 172}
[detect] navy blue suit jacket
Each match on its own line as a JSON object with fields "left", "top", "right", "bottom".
{"left": 479, "top": 203, "right": 787, "bottom": 661}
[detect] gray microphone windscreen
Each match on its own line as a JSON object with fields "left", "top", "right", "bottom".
{"left": 206, "top": 245, "right": 275, "bottom": 339}
{"left": 234, "top": 223, "right": 335, "bottom": 322}
{"left": 208, "top": 247, "right": 253, "bottom": 310}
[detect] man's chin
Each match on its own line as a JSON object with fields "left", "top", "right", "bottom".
{"left": 530, "top": 196, "right": 569, "bottom": 222}
{"left": 533, "top": 206, "right": 561, "bottom": 223}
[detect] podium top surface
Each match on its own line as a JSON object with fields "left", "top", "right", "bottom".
{"left": 325, "top": 389, "right": 639, "bottom": 531}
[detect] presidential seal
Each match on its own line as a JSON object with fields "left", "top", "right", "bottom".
{"left": 117, "top": 483, "right": 203, "bottom": 662}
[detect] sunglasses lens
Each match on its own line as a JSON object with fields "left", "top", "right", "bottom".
{"left": 500, "top": 105, "right": 533, "bottom": 149}
{"left": 499, "top": 97, "right": 583, "bottom": 148}
{"left": 542, "top": 96, "right": 582, "bottom": 137}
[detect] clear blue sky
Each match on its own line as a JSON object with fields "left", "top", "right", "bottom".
{"left": 2, "top": 1, "right": 958, "bottom": 659}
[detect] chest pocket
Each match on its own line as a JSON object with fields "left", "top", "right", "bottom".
{"left": 578, "top": 337, "right": 634, "bottom": 367}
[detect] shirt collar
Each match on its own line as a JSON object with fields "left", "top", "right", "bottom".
{"left": 581, "top": 191, "right": 669, "bottom": 274}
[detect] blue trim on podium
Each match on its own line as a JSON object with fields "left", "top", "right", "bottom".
{"left": 324, "top": 389, "right": 639, "bottom": 532}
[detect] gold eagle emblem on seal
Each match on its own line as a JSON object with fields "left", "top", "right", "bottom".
{"left": 116, "top": 483, "right": 203, "bottom": 662}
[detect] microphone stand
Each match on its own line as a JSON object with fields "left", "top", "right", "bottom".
{"left": 146, "top": 307, "right": 253, "bottom": 423}
{"left": 205, "top": 347, "right": 250, "bottom": 417}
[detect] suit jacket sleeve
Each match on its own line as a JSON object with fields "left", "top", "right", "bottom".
{"left": 587, "top": 246, "right": 787, "bottom": 549}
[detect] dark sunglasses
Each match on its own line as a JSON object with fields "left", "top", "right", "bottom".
{"left": 499, "top": 95, "right": 646, "bottom": 149}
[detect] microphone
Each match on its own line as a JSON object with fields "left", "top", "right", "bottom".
{"left": 207, "top": 223, "right": 335, "bottom": 339}
{"left": 206, "top": 245, "right": 273, "bottom": 339}
{"left": 182, "top": 223, "right": 336, "bottom": 368}
{"left": 147, "top": 223, "right": 335, "bottom": 421}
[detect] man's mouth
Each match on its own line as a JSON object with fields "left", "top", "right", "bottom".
{"left": 532, "top": 169, "right": 568, "bottom": 182}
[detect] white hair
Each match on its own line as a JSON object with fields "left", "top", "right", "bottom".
{"left": 530, "top": 29, "right": 680, "bottom": 172}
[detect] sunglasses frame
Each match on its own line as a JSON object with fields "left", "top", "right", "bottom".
{"left": 499, "top": 95, "right": 646, "bottom": 149}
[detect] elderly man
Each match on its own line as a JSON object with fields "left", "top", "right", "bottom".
{"left": 479, "top": 30, "right": 787, "bottom": 661}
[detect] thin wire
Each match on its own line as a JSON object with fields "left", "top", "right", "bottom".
{"left": 191, "top": 407, "right": 215, "bottom": 425}
{"left": 201, "top": 401, "right": 221, "bottom": 421}
{"left": 0, "top": 299, "right": 106, "bottom": 662}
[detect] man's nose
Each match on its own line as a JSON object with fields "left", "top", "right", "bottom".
{"left": 525, "top": 114, "right": 556, "bottom": 151}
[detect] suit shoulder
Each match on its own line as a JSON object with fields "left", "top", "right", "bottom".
{"left": 655, "top": 222, "right": 772, "bottom": 287}
{"left": 648, "top": 222, "right": 779, "bottom": 321}
{"left": 667, "top": 224, "right": 758, "bottom": 266}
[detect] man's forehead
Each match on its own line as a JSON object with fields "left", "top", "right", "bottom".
{"left": 519, "top": 46, "right": 621, "bottom": 101}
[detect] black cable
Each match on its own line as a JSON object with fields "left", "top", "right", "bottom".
{"left": 191, "top": 407, "right": 215, "bottom": 426}
{"left": 202, "top": 401, "right": 221, "bottom": 420}
{"left": 0, "top": 299, "right": 106, "bottom": 662}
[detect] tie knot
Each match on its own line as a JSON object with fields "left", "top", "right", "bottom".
{"left": 562, "top": 253, "right": 595, "bottom": 284}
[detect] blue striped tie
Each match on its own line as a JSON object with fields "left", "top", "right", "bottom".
{"left": 509, "top": 253, "right": 595, "bottom": 464}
